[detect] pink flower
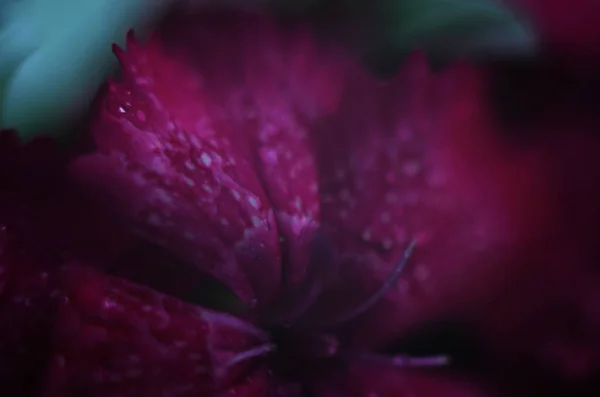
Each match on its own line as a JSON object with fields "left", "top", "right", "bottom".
{"left": 1, "top": 7, "right": 597, "bottom": 397}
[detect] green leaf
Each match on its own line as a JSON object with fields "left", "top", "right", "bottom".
{"left": 364, "top": 0, "right": 536, "bottom": 75}
{"left": 0, "top": 0, "right": 171, "bottom": 140}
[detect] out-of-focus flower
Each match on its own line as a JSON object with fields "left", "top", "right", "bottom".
{"left": 470, "top": 88, "right": 600, "bottom": 383}
{"left": 466, "top": 1, "right": 600, "bottom": 383}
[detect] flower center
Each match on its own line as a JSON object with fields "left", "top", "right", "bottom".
{"left": 221, "top": 325, "right": 449, "bottom": 385}
{"left": 214, "top": 233, "right": 448, "bottom": 388}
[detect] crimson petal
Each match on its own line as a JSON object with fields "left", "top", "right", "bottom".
{"left": 157, "top": 9, "right": 348, "bottom": 314}
{"left": 72, "top": 31, "right": 284, "bottom": 308}
{"left": 40, "top": 264, "right": 268, "bottom": 396}
{"left": 0, "top": 224, "right": 276, "bottom": 396}
{"left": 309, "top": 53, "right": 557, "bottom": 347}
{"left": 73, "top": 10, "right": 347, "bottom": 310}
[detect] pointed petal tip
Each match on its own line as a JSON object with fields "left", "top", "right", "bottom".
{"left": 126, "top": 29, "right": 137, "bottom": 46}
{"left": 111, "top": 42, "right": 127, "bottom": 63}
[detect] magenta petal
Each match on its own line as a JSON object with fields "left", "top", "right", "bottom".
{"left": 40, "top": 265, "right": 268, "bottom": 396}
{"left": 157, "top": 9, "right": 344, "bottom": 120}
{"left": 216, "top": 366, "right": 303, "bottom": 397}
{"left": 309, "top": 54, "right": 557, "bottom": 346}
{"left": 72, "top": 33, "right": 284, "bottom": 307}
{"left": 157, "top": 9, "right": 347, "bottom": 297}
{"left": 0, "top": 130, "right": 205, "bottom": 301}
{"left": 0, "top": 226, "right": 278, "bottom": 396}
{"left": 74, "top": 11, "right": 348, "bottom": 309}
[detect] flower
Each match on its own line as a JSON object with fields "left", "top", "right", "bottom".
{"left": 73, "top": 6, "right": 555, "bottom": 344}
{"left": 1, "top": 5, "right": 598, "bottom": 397}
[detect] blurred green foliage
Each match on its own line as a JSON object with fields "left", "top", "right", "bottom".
{"left": 365, "top": 0, "right": 535, "bottom": 74}
{"left": 0, "top": 0, "right": 170, "bottom": 140}
{"left": 0, "top": 0, "right": 534, "bottom": 140}
{"left": 271, "top": 0, "right": 535, "bottom": 74}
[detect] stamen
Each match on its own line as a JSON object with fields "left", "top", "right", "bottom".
{"left": 268, "top": 228, "right": 336, "bottom": 325}
{"left": 315, "top": 239, "right": 417, "bottom": 328}
{"left": 200, "top": 311, "right": 271, "bottom": 342}
{"left": 223, "top": 343, "right": 277, "bottom": 369}
{"left": 272, "top": 281, "right": 324, "bottom": 325}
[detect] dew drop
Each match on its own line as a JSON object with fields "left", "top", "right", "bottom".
{"left": 201, "top": 153, "right": 212, "bottom": 167}
{"left": 117, "top": 101, "right": 132, "bottom": 114}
